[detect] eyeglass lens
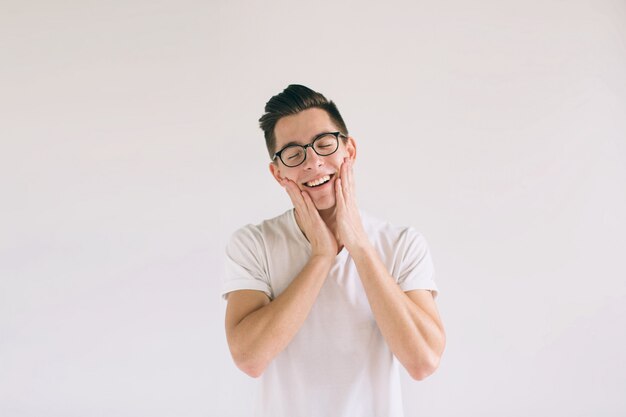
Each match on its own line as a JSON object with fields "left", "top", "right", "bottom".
{"left": 280, "top": 134, "right": 338, "bottom": 167}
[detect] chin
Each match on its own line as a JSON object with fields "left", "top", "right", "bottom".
{"left": 312, "top": 196, "right": 336, "bottom": 211}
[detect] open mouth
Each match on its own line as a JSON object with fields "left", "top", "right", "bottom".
{"left": 303, "top": 173, "right": 335, "bottom": 188}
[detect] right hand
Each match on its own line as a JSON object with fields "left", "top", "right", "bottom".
{"left": 280, "top": 177, "right": 338, "bottom": 258}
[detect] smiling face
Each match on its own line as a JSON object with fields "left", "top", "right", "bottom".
{"left": 269, "top": 108, "right": 356, "bottom": 211}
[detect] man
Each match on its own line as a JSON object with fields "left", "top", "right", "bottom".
{"left": 222, "top": 84, "right": 445, "bottom": 417}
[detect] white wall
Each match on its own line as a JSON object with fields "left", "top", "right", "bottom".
{"left": 1, "top": 0, "right": 625, "bottom": 415}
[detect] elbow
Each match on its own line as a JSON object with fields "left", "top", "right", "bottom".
{"left": 227, "top": 330, "right": 271, "bottom": 378}
{"left": 407, "top": 355, "right": 441, "bottom": 381}
{"left": 231, "top": 347, "right": 268, "bottom": 379}
{"left": 408, "top": 329, "right": 446, "bottom": 380}
{"left": 407, "top": 341, "right": 445, "bottom": 381}
{"left": 236, "top": 360, "right": 266, "bottom": 378}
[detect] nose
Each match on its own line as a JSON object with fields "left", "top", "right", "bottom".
{"left": 301, "top": 145, "right": 323, "bottom": 169}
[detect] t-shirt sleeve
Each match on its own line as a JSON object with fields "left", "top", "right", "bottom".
{"left": 396, "top": 228, "right": 439, "bottom": 298}
{"left": 222, "top": 225, "right": 273, "bottom": 301}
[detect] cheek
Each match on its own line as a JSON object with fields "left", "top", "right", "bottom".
{"left": 283, "top": 171, "right": 302, "bottom": 186}
{"left": 274, "top": 166, "right": 295, "bottom": 181}
{"left": 329, "top": 153, "right": 347, "bottom": 169}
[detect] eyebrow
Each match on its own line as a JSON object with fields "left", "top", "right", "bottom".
{"left": 281, "top": 131, "right": 332, "bottom": 148}
{"left": 281, "top": 140, "right": 305, "bottom": 148}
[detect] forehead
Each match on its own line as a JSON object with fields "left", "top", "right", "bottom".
{"left": 274, "top": 108, "right": 339, "bottom": 149}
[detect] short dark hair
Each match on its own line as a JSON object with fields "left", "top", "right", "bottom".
{"left": 259, "top": 84, "right": 349, "bottom": 159}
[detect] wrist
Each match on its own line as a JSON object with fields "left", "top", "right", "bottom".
{"left": 310, "top": 252, "right": 335, "bottom": 263}
{"left": 345, "top": 238, "right": 374, "bottom": 257}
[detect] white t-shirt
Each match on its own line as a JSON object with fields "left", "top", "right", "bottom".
{"left": 222, "top": 209, "right": 438, "bottom": 417}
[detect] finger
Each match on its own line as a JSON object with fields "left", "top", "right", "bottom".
{"left": 346, "top": 158, "right": 355, "bottom": 195}
{"left": 282, "top": 178, "right": 300, "bottom": 204}
{"left": 340, "top": 160, "right": 351, "bottom": 201}
{"left": 283, "top": 178, "right": 301, "bottom": 198}
{"left": 283, "top": 178, "right": 308, "bottom": 212}
{"left": 338, "top": 159, "right": 347, "bottom": 191}
{"left": 335, "top": 176, "right": 346, "bottom": 210}
{"left": 301, "top": 190, "right": 324, "bottom": 223}
{"left": 300, "top": 189, "right": 316, "bottom": 215}
{"left": 341, "top": 157, "right": 348, "bottom": 178}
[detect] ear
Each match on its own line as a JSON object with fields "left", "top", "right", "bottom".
{"left": 269, "top": 162, "right": 284, "bottom": 185}
{"left": 345, "top": 136, "right": 357, "bottom": 162}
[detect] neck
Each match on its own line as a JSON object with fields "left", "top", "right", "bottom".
{"left": 317, "top": 206, "right": 337, "bottom": 229}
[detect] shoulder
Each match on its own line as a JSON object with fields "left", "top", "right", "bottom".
{"left": 361, "top": 211, "right": 427, "bottom": 249}
{"left": 228, "top": 210, "right": 294, "bottom": 253}
{"left": 361, "top": 212, "right": 424, "bottom": 243}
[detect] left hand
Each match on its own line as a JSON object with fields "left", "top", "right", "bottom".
{"left": 335, "top": 158, "right": 369, "bottom": 251}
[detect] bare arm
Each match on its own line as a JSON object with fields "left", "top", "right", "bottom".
{"left": 225, "top": 177, "right": 337, "bottom": 378}
{"left": 225, "top": 254, "right": 333, "bottom": 378}
{"left": 350, "top": 245, "right": 445, "bottom": 380}
{"left": 334, "top": 158, "right": 446, "bottom": 380}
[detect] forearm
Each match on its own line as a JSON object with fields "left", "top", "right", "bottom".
{"left": 350, "top": 243, "right": 445, "bottom": 379}
{"left": 230, "top": 255, "right": 333, "bottom": 375}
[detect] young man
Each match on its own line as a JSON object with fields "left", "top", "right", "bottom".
{"left": 222, "top": 85, "right": 445, "bottom": 417}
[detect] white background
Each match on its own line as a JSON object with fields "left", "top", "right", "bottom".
{"left": 1, "top": 0, "right": 625, "bottom": 416}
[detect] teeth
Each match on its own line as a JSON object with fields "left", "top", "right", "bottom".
{"left": 305, "top": 175, "right": 331, "bottom": 188}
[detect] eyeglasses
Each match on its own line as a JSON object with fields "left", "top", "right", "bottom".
{"left": 272, "top": 131, "right": 347, "bottom": 168}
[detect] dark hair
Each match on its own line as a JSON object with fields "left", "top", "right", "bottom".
{"left": 259, "top": 84, "right": 349, "bottom": 159}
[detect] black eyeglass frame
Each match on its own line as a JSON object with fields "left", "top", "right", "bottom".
{"left": 272, "top": 131, "right": 348, "bottom": 168}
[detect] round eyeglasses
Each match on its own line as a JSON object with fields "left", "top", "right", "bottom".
{"left": 272, "top": 131, "right": 347, "bottom": 168}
